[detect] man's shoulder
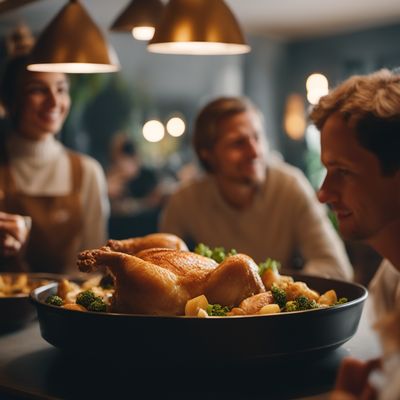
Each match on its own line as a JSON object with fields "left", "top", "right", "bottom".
{"left": 267, "top": 157, "right": 308, "bottom": 183}
{"left": 168, "top": 175, "right": 211, "bottom": 202}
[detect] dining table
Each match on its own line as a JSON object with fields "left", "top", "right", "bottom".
{"left": 0, "top": 299, "right": 381, "bottom": 400}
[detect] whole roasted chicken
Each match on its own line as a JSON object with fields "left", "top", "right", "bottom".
{"left": 77, "top": 234, "right": 265, "bottom": 315}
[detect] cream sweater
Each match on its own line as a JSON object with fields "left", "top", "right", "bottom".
{"left": 5, "top": 133, "right": 109, "bottom": 270}
{"left": 160, "top": 158, "right": 353, "bottom": 280}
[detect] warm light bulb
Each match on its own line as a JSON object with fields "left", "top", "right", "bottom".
{"left": 132, "top": 27, "right": 155, "bottom": 41}
{"left": 306, "top": 73, "right": 328, "bottom": 92}
{"left": 307, "top": 91, "right": 325, "bottom": 105}
{"left": 143, "top": 120, "right": 165, "bottom": 142}
{"left": 306, "top": 73, "right": 329, "bottom": 105}
{"left": 283, "top": 94, "right": 306, "bottom": 140}
{"left": 166, "top": 117, "right": 185, "bottom": 137}
{"left": 284, "top": 114, "right": 306, "bottom": 140}
{"left": 27, "top": 63, "right": 119, "bottom": 73}
{"left": 148, "top": 42, "right": 250, "bottom": 55}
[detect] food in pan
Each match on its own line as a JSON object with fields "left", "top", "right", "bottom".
{"left": 77, "top": 246, "right": 265, "bottom": 315}
{"left": 43, "top": 234, "right": 348, "bottom": 316}
{"left": 0, "top": 273, "right": 51, "bottom": 297}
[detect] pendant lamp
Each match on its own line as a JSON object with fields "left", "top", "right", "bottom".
{"left": 110, "top": 0, "right": 164, "bottom": 41}
{"left": 147, "top": 0, "right": 250, "bottom": 55}
{"left": 27, "top": 0, "right": 120, "bottom": 73}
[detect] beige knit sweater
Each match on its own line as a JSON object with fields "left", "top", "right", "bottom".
{"left": 160, "top": 157, "right": 353, "bottom": 280}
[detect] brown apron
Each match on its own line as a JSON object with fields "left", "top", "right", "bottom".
{"left": 0, "top": 147, "right": 83, "bottom": 273}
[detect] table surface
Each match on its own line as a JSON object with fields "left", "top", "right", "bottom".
{"left": 0, "top": 303, "right": 382, "bottom": 400}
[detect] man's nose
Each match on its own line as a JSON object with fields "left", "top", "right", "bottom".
{"left": 246, "top": 138, "right": 260, "bottom": 158}
{"left": 317, "top": 176, "right": 336, "bottom": 204}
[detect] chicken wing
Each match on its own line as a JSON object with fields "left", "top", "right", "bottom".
{"left": 107, "top": 233, "right": 188, "bottom": 255}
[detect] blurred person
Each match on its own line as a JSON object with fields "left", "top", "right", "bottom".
{"left": 159, "top": 96, "right": 353, "bottom": 280}
{"left": 0, "top": 54, "right": 109, "bottom": 274}
{"left": 310, "top": 69, "right": 400, "bottom": 400}
{"left": 106, "top": 133, "right": 164, "bottom": 216}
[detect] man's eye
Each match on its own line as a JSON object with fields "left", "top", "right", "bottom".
{"left": 337, "top": 168, "right": 350, "bottom": 176}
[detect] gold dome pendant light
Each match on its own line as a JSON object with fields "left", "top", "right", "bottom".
{"left": 110, "top": 0, "right": 165, "bottom": 41}
{"left": 27, "top": 0, "right": 120, "bottom": 73}
{"left": 147, "top": 0, "right": 250, "bottom": 55}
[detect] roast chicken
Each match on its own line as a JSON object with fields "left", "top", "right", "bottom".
{"left": 77, "top": 245, "right": 265, "bottom": 315}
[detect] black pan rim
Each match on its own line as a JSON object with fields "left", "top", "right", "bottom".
{"left": 30, "top": 273, "right": 368, "bottom": 320}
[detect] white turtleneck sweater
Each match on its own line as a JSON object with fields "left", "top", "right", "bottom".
{"left": 5, "top": 133, "right": 109, "bottom": 264}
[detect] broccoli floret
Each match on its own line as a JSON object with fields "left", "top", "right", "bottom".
{"left": 258, "top": 258, "right": 281, "bottom": 276}
{"left": 227, "top": 248, "right": 237, "bottom": 257}
{"left": 285, "top": 296, "right": 318, "bottom": 312}
{"left": 285, "top": 300, "right": 298, "bottom": 312}
{"left": 76, "top": 290, "right": 98, "bottom": 308}
{"left": 211, "top": 247, "right": 227, "bottom": 263}
{"left": 271, "top": 284, "right": 287, "bottom": 308}
{"left": 334, "top": 297, "right": 348, "bottom": 306}
{"left": 206, "top": 304, "right": 230, "bottom": 316}
{"left": 45, "top": 295, "right": 64, "bottom": 306}
{"left": 194, "top": 243, "right": 213, "bottom": 258}
{"left": 296, "top": 295, "right": 318, "bottom": 310}
{"left": 195, "top": 244, "right": 237, "bottom": 263}
{"left": 87, "top": 298, "right": 107, "bottom": 313}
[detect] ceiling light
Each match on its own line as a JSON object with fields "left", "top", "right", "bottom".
{"left": 143, "top": 120, "right": 165, "bottom": 142}
{"left": 147, "top": 0, "right": 250, "bottom": 55}
{"left": 166, "top": 116, "right": 185, "bottom": 137}
{"left": 110, "top": 0, "right": 164, "bottom": 41}
{"left": 283, "top": 94, "right": 306, "bottom": 140}
{"left": 27, "top": 0, "right": 120, "bottom": 74}
{"left": 306, "top": 73, "right": 329, "bottom": 105}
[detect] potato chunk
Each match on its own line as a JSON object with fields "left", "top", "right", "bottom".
{"left": 318, "top": 290, "right": 337, "bottom": 306}
{"left": 185, "top": 294, "right": 209, "bottom": 316}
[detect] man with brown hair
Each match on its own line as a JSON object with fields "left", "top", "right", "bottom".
{"left": 160, "top": 96, "right": 352, "bottom": 280}
{"left": 310, "top": 68, "right": 400, "bottom": 399}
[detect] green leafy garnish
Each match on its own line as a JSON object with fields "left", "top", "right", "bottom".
{"left": 271, "top": 284, "right": 287, "bottom": 309}
{"left": 194, "top": 243, "right": 237, "bottom": 263}
{"left": 258, "top": 258, "right": 281, "bottom": 276}
{"left": 206, "top": 304, "right": 230, "bottom": 316}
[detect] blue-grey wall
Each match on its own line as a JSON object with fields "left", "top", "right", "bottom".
{"left": 275, "top": 22, "right": 400, "bottom": 169}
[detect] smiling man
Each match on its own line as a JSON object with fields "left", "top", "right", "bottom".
{"left": 310, "top": 69, "right": 400, "bottom": 399}
{"left": 160, "top": 96, "right": 353, "bottom": 280}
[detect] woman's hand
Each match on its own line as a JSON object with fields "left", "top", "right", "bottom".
{"left": 0, "top": 212, "right": 31, "bottom": 257}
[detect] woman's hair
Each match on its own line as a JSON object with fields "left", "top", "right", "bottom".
{"left": 193, "top": 96, "right": 265, "bottom": 172}
{"left": 0, "top": 55, "right": 31, "bottom": 121}
{"left": 310, "top": 69, "right": 400, "bottom": 175}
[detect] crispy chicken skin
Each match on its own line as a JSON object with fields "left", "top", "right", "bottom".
{"left": 77, "top": 248, "right": 265, "bottom": 315}
{"left": 107, "top": 233, "right": 188, "bottom": 255}
{"left": 204, "top": 254, "right": 266, "bottom": 308}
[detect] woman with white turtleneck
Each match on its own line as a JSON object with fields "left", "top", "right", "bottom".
{"left": 0, "top": 55, "right": 109, "bottom": 274}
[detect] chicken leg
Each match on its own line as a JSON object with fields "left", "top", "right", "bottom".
{"left": 78, "top": 246, "right": 190, "bottom": 315}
